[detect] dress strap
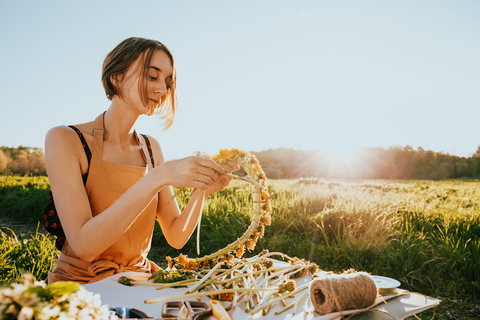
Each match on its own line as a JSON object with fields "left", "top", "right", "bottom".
{"left": 91, "top": 112, "right": 106, "bottom": 164}
{"left": 90, "top": 111, "right": 154, "bottom": 169}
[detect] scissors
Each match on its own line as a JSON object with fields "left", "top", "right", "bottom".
{"left": 109, "top": 306, "right": 150, "bottom": 319}
{"left": 162, "top": 301, "right": 212, "bottom": 320}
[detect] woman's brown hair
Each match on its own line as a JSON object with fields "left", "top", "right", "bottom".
{"left": 102, "top": 37, "right": 177, "bottom": 129}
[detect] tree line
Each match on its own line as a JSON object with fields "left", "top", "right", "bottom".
{"left": 2, "top": 145, "right": 480, "bottom": 180}
{"left": 0, "top": 146, "right": 46, "bottom": 176}
{"left": 252, "top": 146, "right": 480, "bottom": 180}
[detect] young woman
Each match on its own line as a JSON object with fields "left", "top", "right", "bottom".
{"left": 45, "top": 37, "right": 239, "bottom": 284}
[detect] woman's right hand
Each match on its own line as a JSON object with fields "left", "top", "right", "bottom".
{"left": 155, "top": 156, "right": 226, "bottom": 190}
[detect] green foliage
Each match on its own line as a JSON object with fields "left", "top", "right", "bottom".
{"left": 149, "top": 268, "right": 195, "bottom": 284}
{"left": 25, "top": 281, "right": 80, "bottom": 300}
{"left": 0, "top": 175, "right": 51, "bottom": 223}
{"left": 0, "top": 229, "right": 58, "bottom": 285}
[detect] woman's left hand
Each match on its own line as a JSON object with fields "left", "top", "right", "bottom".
{"left": 205, "top": 161, "right": 240, "bottom": 195}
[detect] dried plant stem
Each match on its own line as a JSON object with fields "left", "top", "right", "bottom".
{"left": 274, "top": 291, "right": 309, "bottom": 315}
{"left": 248, "top": 283, "right": 310, "bottom": 315}
{"left": 186, "top": 262, "right": 223, "bottom": 294}
{"left": 154, "top": 279, "right": 199, "bottom": 290}
{"left": 144, "top": 288, "right": 278, "bottom": 304}
{"left": 225, "top": 173, "right": 265, "bottom": 188}
{"left": 188, "top": 259, "right": 262, "bottom": 293}
{"left": 126, "top": 281, "right": 167, "bottom": 287}
{"left": 183, "top": 189, "right": 204, "bottom": 232}
{"left": 235, "top": 265, "right": 302, "bottom": 303}
{"left": 196, "top": 190, "right": 207, "bottom": 255}
{"left": 216, "top": 266, "right": 293, "bottom": 285}
{"left": 167, "top": 187, "right": 186, "bottom": 204}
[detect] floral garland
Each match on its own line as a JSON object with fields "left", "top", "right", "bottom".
{"left": 167, "top": 148, "right": 272, "bottom": 269}
{"left": 0, "top": 275, "right": 115, "bottom": 320}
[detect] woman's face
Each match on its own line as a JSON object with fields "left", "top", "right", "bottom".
{"left": 116, "top": 49, "right": 173, "bottom": 114}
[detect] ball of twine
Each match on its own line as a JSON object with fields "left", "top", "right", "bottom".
{"left": 309, "top": 271, "right": 377, "bottom": 315}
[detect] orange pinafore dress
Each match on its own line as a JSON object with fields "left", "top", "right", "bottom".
{"left": 47, "top": 113, "right": 160, "bottom": 284}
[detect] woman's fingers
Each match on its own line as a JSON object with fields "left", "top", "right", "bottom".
{"left": 222, "top": 174, "right": 233, "bottom": 184}
{"left": 161, "top": 157, "right": 241, "bottom": 190}
{"left": 194, "top": 157, "right": 225, "bottom": 174}
{"left": 191, "top": 180, "right": 211, "bottom": 189}
{"left": 191, "top": 157, "right": 235, "bottom": 188}
{"left": 194, "top": 160, "right": 241, "bottom": 190}
{"left": 226, "top": 161, "right": 241, "bottom": 172}
{"left": 194, "top": 165, "right": 219, "bottom": 181}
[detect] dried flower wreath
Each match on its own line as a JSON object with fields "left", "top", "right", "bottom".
{"left": 167, "top": 148, "right": 272, "bottom": 269}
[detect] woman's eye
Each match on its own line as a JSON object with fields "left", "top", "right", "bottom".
{"left": 148, "top": 75, "right": 157, "bottom": 80}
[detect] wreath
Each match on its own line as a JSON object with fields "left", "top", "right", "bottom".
{"left": 167, "top": 148, "right": 272, "bottom": 269}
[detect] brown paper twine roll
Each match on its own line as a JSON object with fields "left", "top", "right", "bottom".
{"left": 309, "top": 271, "right": 377, "bottom": 315}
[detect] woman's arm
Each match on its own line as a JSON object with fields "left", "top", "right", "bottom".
{"left": 147, "top": 136, "right": 238, "bottom": 249}
{"left": 45, "top": 127, "right": 225, "bottom": 262}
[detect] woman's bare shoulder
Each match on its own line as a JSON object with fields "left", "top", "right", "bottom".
{"left": 45, "top": 125, "right": 77, "bottom": 144}
{"left": 45, "top": 121, "right": 94, "bottom": 144}
{"left": 45, "top": 123, "right": 94, "bottom": 175}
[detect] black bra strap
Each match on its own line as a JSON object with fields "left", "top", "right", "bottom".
{"left": 67, "top": 125, "right": 154, "bottom": 169}
{"left": 141, "top": 134, "right": 155, "bottom": 168}
{"left": 68, "top": 125, "right": 92, "bottom": 167}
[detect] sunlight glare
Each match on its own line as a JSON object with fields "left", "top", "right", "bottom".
{"left": 323, "top": 146, "right": 357, "bottom": 163}
{"left": 320, "top": 145, "right": 369, "bottom": 179}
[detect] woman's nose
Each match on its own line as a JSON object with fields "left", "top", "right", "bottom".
{"left": 154, "top": 80, "right": 167, "bottom": 95}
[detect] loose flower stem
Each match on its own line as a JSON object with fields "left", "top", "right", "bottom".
{"left": 292, "top": 291, "right": 310, "bottom": 315}
{"left": 167, "top": 187, "right": 186, "bottom": 204}
{"left": 248, "top": 283, "right": 310, "bottom": 316}
{"left": 118, "top": 276, "right": 169, "bottom": 287}
{"left": 154, "top": 280, "right": 199, "bottom": 290}
{"left": 183, "top": 189, "right": 203, "bottom": 232}
{"left": 196, "top": 190, "right": 207, "bottom": 255}
{"left": 225, "top": 173, "right": 265, "bottom": 188}
{"left": 186, "top": 262, "right": 223, "bottom": 294}
{"left": 144, "top": 288, "right": 278, "bottom": 304}
{"left": 274, "top": 291, "right": 309, "bottom": 316}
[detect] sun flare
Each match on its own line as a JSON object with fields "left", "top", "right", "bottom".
{"left": 320, "top": 146, "right": 370, "bottom": 179}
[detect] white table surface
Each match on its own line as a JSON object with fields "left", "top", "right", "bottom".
{"left": 83, "top": 271, "right": 440, "bottom": 320}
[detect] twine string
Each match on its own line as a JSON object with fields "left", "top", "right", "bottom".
{"left": 309, "top": 272, "right": 377, "bottom": 316}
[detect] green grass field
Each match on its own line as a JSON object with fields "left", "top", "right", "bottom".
{"left": 1, "top": 176, "right": 479, "bottom": 319}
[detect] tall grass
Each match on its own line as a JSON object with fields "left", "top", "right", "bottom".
{"left": 149, "top": 179, "right": 479, "bottom": 299}
{"left": 256, "top": 179, "right": 480, "bottom": 297}
{"left": 2, "top": 176, "right": 479, "bottom": 318}
{"left": 0, "top": 228, "right": 58, "bottom": 285}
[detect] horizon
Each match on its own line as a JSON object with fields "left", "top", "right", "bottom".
{"left": 1, "top": 143, "right": 477, "bottom": 160}
{"left": 1, "top": 1, "right": 479, "bottom": 160}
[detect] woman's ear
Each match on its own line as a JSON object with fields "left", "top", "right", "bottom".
{"left": 110, "top": 73, "right": 124, "bottom": 87}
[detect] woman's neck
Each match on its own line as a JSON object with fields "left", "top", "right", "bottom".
{"left": 103, "top": 101, "right": 141, "bottom": 146}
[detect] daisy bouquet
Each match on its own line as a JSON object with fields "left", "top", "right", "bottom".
{"left": 0, "top": 275, "right": 115, "bottom": 320}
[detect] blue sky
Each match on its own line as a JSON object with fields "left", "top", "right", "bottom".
{"left": 1, "top": 0, "right": 479, "bottom": 160}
